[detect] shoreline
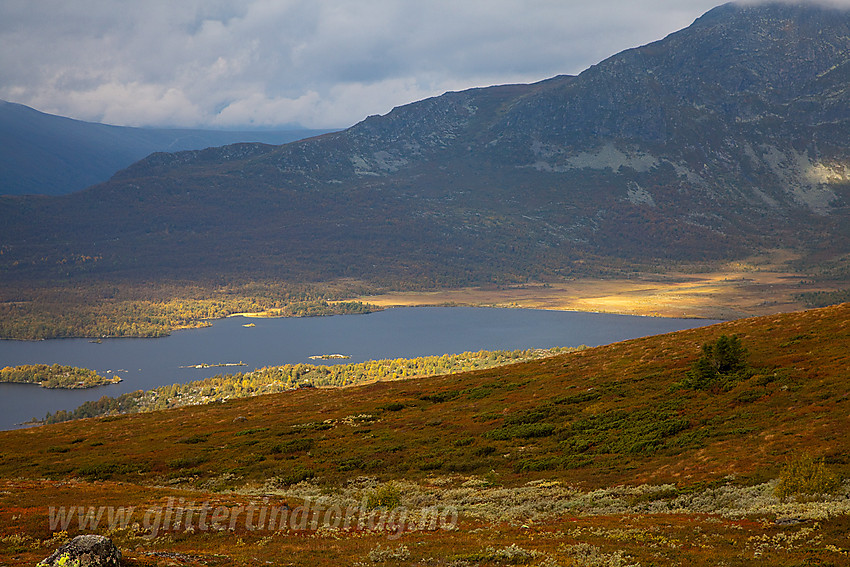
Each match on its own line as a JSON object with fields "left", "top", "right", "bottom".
{"left": 0, "top": 377, "right": 122, "bottom": 389}
{"left": 2, "top": 251, "right": 844, "bottom": 341}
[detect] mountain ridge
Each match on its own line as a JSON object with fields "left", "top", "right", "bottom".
{"left": 2, "top": 2, "right": 850, "bottom": 287}
{"left": 0, "top": 99, "right": 334, "bottom": 196}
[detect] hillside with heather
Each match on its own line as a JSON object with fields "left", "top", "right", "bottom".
{"left": 1, "top": 303, "right": 848, "bottom": 565}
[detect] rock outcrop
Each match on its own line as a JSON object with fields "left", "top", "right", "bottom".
{"left": 38, "top": 535, "right": 121, "bottom": 567}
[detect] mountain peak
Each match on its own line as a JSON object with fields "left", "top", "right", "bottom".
{"left": 2, "top": 3, "right": 849, "bottom": 284}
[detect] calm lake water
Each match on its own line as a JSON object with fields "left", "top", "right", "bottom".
{"left": 0, "top": 306, "right": 721, "bottom": 430}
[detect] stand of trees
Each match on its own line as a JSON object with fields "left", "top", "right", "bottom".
{"left": 0, "top": 364, "right": 119, "bottom": 389}
{"left": 0, "top": 281, "right": 377, "bottom": 340}
{"left": 43, "top": 346, "right": 582, "bottom": 424}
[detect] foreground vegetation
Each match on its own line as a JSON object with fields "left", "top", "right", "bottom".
{"left": 3, "top": 473, "right": 849, "bottom": 566}
{"left": 0, "top": 364, "right": 119, "bottom": 389}
{"left": 1, "top": 303, "right": 848, "bottom": 565}
{"left": 42, "top": 347, "right": 581, "bottom": 424}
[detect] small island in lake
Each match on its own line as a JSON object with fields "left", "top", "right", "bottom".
{"left": 179, "top": 362, "right": 248, "bottom": 369}
{"left": 308, "top": 354, "right": 351, "bottom": 360}
{"left": 0, "top": 364, "right": 120, "bottom": 389}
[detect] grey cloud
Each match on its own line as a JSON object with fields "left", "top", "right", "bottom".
{"left": 2, "top": 0, "right": 847, "bottom": 129}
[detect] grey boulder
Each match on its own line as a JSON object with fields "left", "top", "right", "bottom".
{"left": 38, "top": 535, "right": 121, "bottom": 567}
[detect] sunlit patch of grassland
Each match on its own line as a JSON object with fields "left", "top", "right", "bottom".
{"left": 354, "top": 251, "right": 848, "bottom": 319}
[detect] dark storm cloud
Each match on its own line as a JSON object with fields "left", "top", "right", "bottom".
{"left": 1, "top": 0, "right": 846, "bottom": 129}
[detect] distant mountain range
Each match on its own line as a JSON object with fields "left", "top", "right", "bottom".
{"left": 0, "top": 100, "right": 333, "bottom": 196}
{"left": 2, "top": 2, "right": 849, "bottom": 286}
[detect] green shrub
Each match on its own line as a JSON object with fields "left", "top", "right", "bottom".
{"left": 514, "top": 457, "right": 562, "bottom": 473}
{"left": 446, "top": 458, "right": 487, "bottom": 473}
{"left": 420, "top": 390, "right": 460, "bottom": 403}
{"left": 236, "top": 453, "right": 265, "bottom": 466}
{"left": 337, "top": 457, "right": 365, "bottom": 472}
{"left": 76, "top": 462, "right": 149, "bottom": 481}
{"left": 681, "top": 334, "right": 750, "bottom": 391}
{"left": 561, "top": 409, "right": 690, "bottom": 456}
{"left": 775, "top": 454, "right": 840, "bottom": 500}
{"left": 418, "top": 459, "right": 443, "bottom": 471}
{"left": 560, "top": 437, "right": 594, "bottom": 453}
{"left": 0, "top": 534, "right": 39, "bottom": 554}
{"left": 465, "top": 385, "right": 496, "bottom": 400}
{"left": 553, "top": 390, "right": 602, "bottom": 405}
{"left": 274, "top": 437, "right": 314, "bottom": 454}
{"left": 484, "top": 422, "right": 556, "bottom": 440}
{"left": 734, "top": 388, "right": 766, "bottom": 403}
{"left": 276, "top": 466, "right": 314, "bottom": 486}
{"left": 561, "top": 455, "right": 593, "bottom": 469}
{"left": 235, "top": 427, "right": 269, "bottom": 436}
{"left": 473, "top": 445, "right": 497, "bottom": 457}
{"left": 178, "top": 433, "right": 211, "bottom": 444}
{"left": 504, "top": 407, "right": 552, "bottom": 425}
{"left": 168, "top": 455, "right": 208, "bottom": 469}
{"left": 365, "top": 482, "right": 402, "bottom": 510}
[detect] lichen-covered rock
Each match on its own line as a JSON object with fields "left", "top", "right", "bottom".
{"left": 38, "top": 535, "right": 121, "bottom": 567}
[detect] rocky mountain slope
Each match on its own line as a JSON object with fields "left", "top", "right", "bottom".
{"left": 2, "top": 2, "right": 849, "bottom": 285}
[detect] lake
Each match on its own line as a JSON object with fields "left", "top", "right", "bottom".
{"left": 0, "top": 306, "right": 721, "bottom": 430}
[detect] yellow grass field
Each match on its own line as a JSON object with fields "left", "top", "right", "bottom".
{"left": 352, "top": 254, "right": 829, "bottom": 319}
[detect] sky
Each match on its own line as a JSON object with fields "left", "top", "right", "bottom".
{"left": 1, "top": 0, "right": 847, "bottom": 130}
